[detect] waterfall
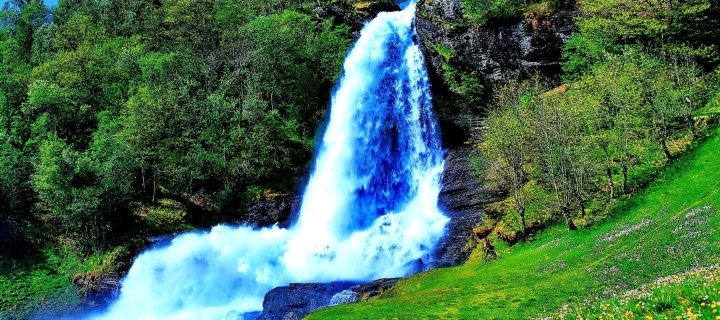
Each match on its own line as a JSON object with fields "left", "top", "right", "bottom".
{"left": 92, "top": 3, "right": 447, "bottom": 319}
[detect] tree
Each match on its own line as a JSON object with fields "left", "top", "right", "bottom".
{"left": 577, "top": 0, "right": 719, "bottom": 64}
{"left": 530, "top": 90, "right": 582, "bottom": 231}
{"left": 31, "top": 133, "right": 75, "bottom": 236}
{"left": 577, "top": 53, "right": 648, "bottom": 196}
{"left": 480, "top": 80, "right": 537, "bottom": 239}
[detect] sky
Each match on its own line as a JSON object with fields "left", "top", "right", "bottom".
{"left": 0, "top": 0, "right": 59, "bottom": 9}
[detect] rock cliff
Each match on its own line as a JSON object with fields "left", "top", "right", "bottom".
{"left": 314, "top": 0, "right": 401, "bottom": 34}
{"left": 431, "top": 145, "right": 506, "bottom": 267}
{"left": 415, "top": 0, "right": 577, "bottom": 115}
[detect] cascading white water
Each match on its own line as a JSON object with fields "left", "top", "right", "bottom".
{"left": 92, "top": 3, "right": 447, "bottom": 319}
{"left": 328, "top": 290, "right": 360, "bottom": 306}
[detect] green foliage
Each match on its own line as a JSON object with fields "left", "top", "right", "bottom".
{"left": 577, "top": 0, "right": 720, "bottom": 64}
{"left": 560, "top": 32, "right": 619, "bottom": 82}
{"left": 475, "top": 38, "right": 713, "bottom": 248}
{"left": 462, "top": 0, "right": 573, "bottom": 26}
{"left": 462, "top": 0, "right": 524, "bottom": 25}
{"left": 431, "top": 40, "right": 486, "bottom": 106}
{"left": 0, "top": 244, "right": 130, "bottom": 319}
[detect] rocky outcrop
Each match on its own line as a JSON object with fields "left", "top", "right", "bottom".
{"left": 240, "top": 195, "right": 300, "bottom": 229}
{"left": 255, "top": 278, "right": 400, "bottom": 320}
{"left": 313, "top": 0, "right": 401, "bottom": 34}
{"left": 415, "top": 0, "right": 577, "bottom": 114}
{"left": 431, "top": 145, "right": 506, "bottom": 267}
{"left": 71, "top": 272, "right": 122, "bottom": 309}
{"left": 256, "top": 282, "right": 360, "bottom": 320}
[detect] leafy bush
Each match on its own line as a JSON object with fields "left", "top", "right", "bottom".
{"left": 462, "top": 0, "right": 524, "bottom": 25}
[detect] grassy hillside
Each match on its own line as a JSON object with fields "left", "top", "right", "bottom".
{"left": 308, "top": 125, "right": 720, "bottom": 319}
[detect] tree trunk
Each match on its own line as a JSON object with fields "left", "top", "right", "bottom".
{"left": 579, "top": 200, "right": 586, "bottom": 218}
{"left": 152, "top": 170, "right": 157, "bottom": 205}
{"left": 621, "top": 164, "right": 628, "bottom": 195}
{"left": 562, "top": 206, "right": 577, "bottom": 231}
{"left": 519, "top": 206, "right": 526, "bottom": 241}
{"left": 687, "top": 114, "right": 695, "bottom": 135}
{"left": 605, "top": 165, "right": 615, "bottom": 200}
{"left": 660, "top": 139, "right": 672, "bottom": 161}
{"left": 141, "top": 167, "right": 147, "bottom": 200}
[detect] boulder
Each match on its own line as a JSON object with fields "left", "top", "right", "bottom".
{"left": 255, "top": 278, "right": 401, "bottom": 320}
{"left": 71, "top": 272, "right": 122, "bottom": 309}
{"left": 255, "top": 281, "right": 360, "bottom": 320}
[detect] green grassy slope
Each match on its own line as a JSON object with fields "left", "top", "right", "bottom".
{"left": 308, "top": 126, "right": 720, "bottom": 319}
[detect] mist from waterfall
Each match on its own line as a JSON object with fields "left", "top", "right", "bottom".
{"left": 92, "top": 3, "right": 447, "bottom": 319}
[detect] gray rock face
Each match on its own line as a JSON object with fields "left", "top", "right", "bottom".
{"left": 240, "top": 195, "right": 300, "bottom": 229}
{"left": 431, "top": 145, "right": 506, "bottom": 267}
{"left": 415, "top": 0, "right": 577, "bottom": 114}
{"left": 417, "top": 0, "right": 576, "bottom": 81}
{"left": 313, "top": 0, "right": 401, "bottom": 34}
{"left": 256, "top": 282, "right": 360, "bottom": 320}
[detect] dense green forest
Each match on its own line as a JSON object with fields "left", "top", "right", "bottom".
{"left": 0, "top": 0, "right": 363, "bottom": 256}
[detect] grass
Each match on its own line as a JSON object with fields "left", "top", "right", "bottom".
{"left": 0, "top": 244, "right": 127, "bottom": 319}
{"left": 542, "top": 265, "right": 720, "bottom": 319}
{"left": 0, "top": 198, "right": 190, "bottom": 319}
{"left": 308, "top": 125, "right": 720, "bottom": 319}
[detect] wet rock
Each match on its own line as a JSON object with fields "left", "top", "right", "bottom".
{"left": 348, "top": 278, "right": 401, "bottom": 301}
{"left": 417, "top": 0, "right": 577, "bottom": 79}
{"left": 256, "top": 278, "right": 401, "bottom": 320}
{"left": 240, "top": 195, "right": 300, "bottom": 229}
{"left": 71, "top": 272, "right": 122, "bottom": 309}
{"left": 313, "top": 0, "right": 401, "bottom": 34}
{"left": 256, "top": 281, "right": 360, "bottom": 320}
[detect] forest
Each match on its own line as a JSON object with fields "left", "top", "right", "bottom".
{"left": 1, "top": 0, "right": 361, "bottom": 255}
{"left": 1, "top": 0, "right": 720, "bottom": 318}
